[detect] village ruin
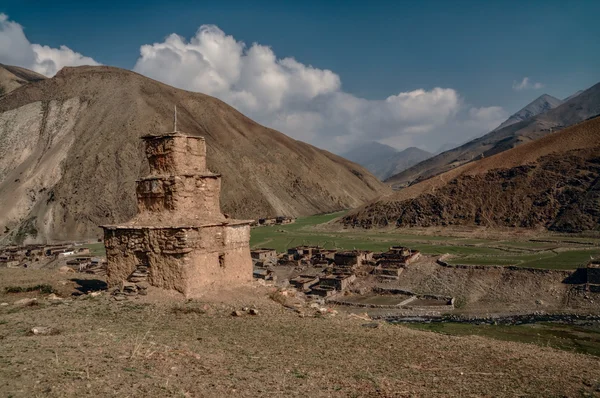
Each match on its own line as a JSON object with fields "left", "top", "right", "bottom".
{"left": 101, "top": 131, "right": 253, "bottom": 297}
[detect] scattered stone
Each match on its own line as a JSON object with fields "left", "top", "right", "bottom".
{"left": 138, "top": 289, "right": 148, "bottom": 296}
{"left": 0, "top": 302, "right": 9, "bottom": 306}
{"left": 248, "top": 308, "right": 259, "bottom": 316}
{"left": 231, "top": 310, "right": 244, "bottom": 317}
{"left": 89, "top": 292, "right": 102, "bottom": 297}
{"left": 58, "top": 266, "right": 74, "bottom": 274}
{"left": 309, "top": 303, "right": 320, "bottom": 309}
{"left": 121, "top": 281, "right": 137, "bottom": 292}
{"left": 242, "top": 307, "right": 249, "bottom": 312}
{"left": 535, "top": 299, "right": 544, "bottom": 305}
{"left": 136, "top": 282, "right": 149, "bottom": 290}
{"left": 30, "top": 326, "right": 59, "bottom": 336}
{"left": 15, "top": 298, "right": 38, "bottom": 306}
{"left": 47, "top": 294, "right": 63, "bottom": 301}
{"left": 113, "top": 295, "right": 127, "bottom": 302}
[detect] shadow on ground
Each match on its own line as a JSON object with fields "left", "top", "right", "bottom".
{"left": 70, "top": 278, "right": 108, "bottom": 294}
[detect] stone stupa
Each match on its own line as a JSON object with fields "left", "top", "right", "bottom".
{"left": 101, "top": 117, "right": 253, "bottom": 297}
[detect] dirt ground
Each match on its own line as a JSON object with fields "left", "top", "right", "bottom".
{"left": 1, "top": 268, "right": 600, "bottom": 397}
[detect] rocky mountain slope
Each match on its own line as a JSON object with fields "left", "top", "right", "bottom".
{"left": 386, "top": 82, "right": 600, "bottom": 188}
{"left": 342, "top": 142, "right": 431, "bottom": 180}
{"left": 0, "top": 65, "right": 389, "bottom": 244}
{"left": 0, "top": 64, "right": 46, "bottom": 96}
{"left": 493, "top": 94, "right": 563, "bottom": 131}
{"left": 342, "top": 116, "right": 600, "bottom": 232}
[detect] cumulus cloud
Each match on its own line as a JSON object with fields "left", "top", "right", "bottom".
{"left": 134, "top": 25, "right": 502, "bottom": 153}
{"left": 0, "top": 15, "right": 506, "bottom": 153}
{"left": 512, "top": 77, "right": 544, "bottom": 91}
{"left": 0, "top": 13, "right": 99, "bottom": 77}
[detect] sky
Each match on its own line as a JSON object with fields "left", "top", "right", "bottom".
{"left": 0, "top": 0, "right": 598, "bottom": 154}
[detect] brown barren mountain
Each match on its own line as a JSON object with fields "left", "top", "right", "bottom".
{"left": 0, "top": 66, "right": 389, "bottom": 244}
{"left": 0, "top": 63, "right": 46, "bottom": 96}
{"left": 386, "top": 82, "right": 600, "bottom": 188}
{"left": 343, "top": 116, "right": 600, "bottom": 232}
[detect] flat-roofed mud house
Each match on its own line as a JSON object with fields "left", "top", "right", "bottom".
{"left": 102, "top": 132, "right": 253, "bottom": 297}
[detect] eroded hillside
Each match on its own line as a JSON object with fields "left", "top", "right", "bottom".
{"left": 0, "top": 66, "right": 389, "bottom": 244}
{"left": 343, "top": 117, "right": 600, "bottom": 232}
{"left": 386, "top": 82, "right": 600, "bottom": 187}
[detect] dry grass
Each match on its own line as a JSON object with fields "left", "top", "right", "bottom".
{"left": 1, "top": 268, "right": 600, "bottom": 397}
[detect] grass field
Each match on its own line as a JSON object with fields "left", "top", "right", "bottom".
{"left": 82, "top": 242, "right": 106, "bottom": 256}
{"left": 250, "top": 212, "right": 600, "bottom": 270}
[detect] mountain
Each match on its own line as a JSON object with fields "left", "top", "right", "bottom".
{"left": 0, "top": 64, "right": 46, "bottom": 96}
{"left": 342, "top": 142, "right": 398, "bottom": 174}
{"left": 342, "top": 143, "right": 431, "bottom": 180}
{"left": 493, "top": 94, "right": 563, "bottom": 131}
{"left": 0, "top": 65, "right": 389, "bottom": 244}
{"left": 386, "top": 82, "right": 600, "bottom": 188}
{"left": 342, "top": 116, "right": 600, "bottom": 232}
{"left": 373, "top": 147, "right": 432, "bottom": 181}
{"left": 564, "top": 90, "right": 584, "bottom": 102}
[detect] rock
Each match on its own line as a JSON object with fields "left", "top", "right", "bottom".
{"left": 136, "top": 282, "right": 150, "bottom": 290}
{"left": 138, "top": 289, "right": 148, "bottom": 296}
{"left": 15, "top": 298, "right": 38, "bottom": 306}
{"left": 113, "top": 295, "right": 127, "bottom": 301}
{"left": 121, "top": 281, "right": 137, "bottom": 292}
{"left": 89, "top": 292, "right": 102, "bottom": 297}
{"left": 535, "top": 299, "right": 544, "bottom": 305}
{"left": 47, "top": 293, "right": 63, "bottom": 301}
{"left": 0, "top": 302, "right": 9, "bottom": 306}
{"left": 242, "top": 307, "right": 249, "bottom": 312}
{"left": 30, "top": 326, "right": 59, "bottom": 335}
{"left": 231, "top": 310, "right": 244, "bottom": 317}
{"left": 309, "top": 303, "right": 320, "bottom": 309}
{"left": 58, "top": 266, "right": 74, "bottom": 273}
{"left": 248, "top": 308, "right": 259, "bottom": 316}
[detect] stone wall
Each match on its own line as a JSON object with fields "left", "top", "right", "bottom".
{"left": 136, "top": 175, "right": 222, "bottom": 219}
{"left": 104, "top": 223, "right": 252, "bottom": 296}
{"left": 144, "top": 135, "right": 206, "bottom": 175}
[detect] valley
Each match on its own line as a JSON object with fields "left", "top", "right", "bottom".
{"left": 251, "top": 211, "right": 600, "bottom": 270}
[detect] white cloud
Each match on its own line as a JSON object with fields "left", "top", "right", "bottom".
{"left": 0, "top": 13, "right": 99, "bottom": 77}
{"left": 134, "top": 25, "right": 500, "bottom": 153}
{"left": 0, "top": 15, "right": 506, "bottom": 154}
{"left": 512, "top": 77, "right": 544, "bottom": 91}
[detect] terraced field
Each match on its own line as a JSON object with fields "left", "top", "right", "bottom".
{"left": 250, "top": 212, "right": 600, "bottom": 270}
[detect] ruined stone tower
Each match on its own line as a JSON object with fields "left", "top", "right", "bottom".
{"left": 101, "top": 132, "right": 253, "bottom": 297}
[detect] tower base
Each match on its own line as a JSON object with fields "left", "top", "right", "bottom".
{"left": 102, "top": 221, "right": 252, "bottom": 297}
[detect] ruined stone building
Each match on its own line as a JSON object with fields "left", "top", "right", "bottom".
{"left": 102, "top": 132, "right": 252, "bottom": 297}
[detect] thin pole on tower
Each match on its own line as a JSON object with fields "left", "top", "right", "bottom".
{"left": 174, "top": 105, "right": 177, "bottom": 132}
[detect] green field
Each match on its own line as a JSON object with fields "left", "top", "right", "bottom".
{"left": 405, "top": 322, "right": 600, "bottom": 357}
{"left": 250, "top": 212, "right": 600, "bottom": 270}
{"left": 82, "top": 242, "right": 106, "bottom": 256}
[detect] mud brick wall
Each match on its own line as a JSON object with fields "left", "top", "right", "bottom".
{"left": 136, "top": 175, "right": 222, "bottom": 219}
{"left": 104, "top": 224, "right": 252, "bottom": 296}
{"left": 334, "top": 253, "right": 360, "bottom": 266}
{"left": 144, "top": 135, "right": 207, "bottom": 175}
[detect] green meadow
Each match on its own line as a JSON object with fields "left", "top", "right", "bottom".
{"left": 250, "top": 211, "right": 600, "bottom": 270}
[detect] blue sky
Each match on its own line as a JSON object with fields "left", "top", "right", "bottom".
{"left": 1, "top": 0, "right": 599, "bottom": 152}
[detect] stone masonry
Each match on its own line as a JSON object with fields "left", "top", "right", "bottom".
{"left": 102, "top": 132, "right": 253, "bottom": 297}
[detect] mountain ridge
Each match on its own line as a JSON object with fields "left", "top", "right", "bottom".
{"left": 342, "top": 142, "right": 431, "bottom": 180}
{"left": 385, "top": 82, "right": 600, "bottom": 187}
{"left": 0, "top": 65, "right": 389, "bottom": 244}
{"left": 343, "top": 116, "right": 600, "bottom": 232}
